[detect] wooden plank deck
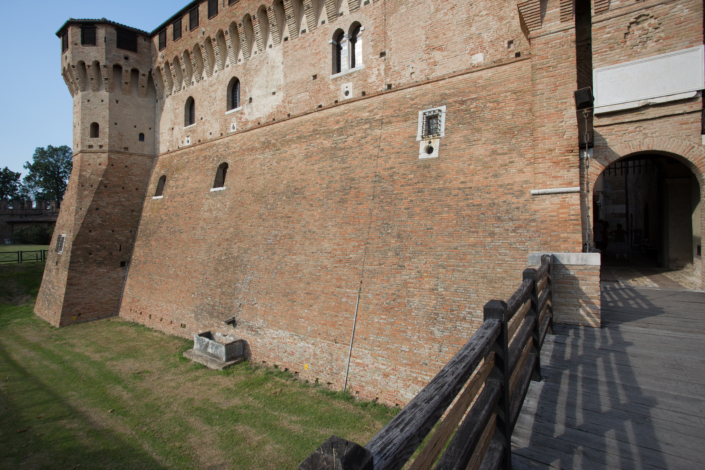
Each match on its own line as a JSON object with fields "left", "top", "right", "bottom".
{"left": 511, "top": 284, "right": 705, "bottom": 469}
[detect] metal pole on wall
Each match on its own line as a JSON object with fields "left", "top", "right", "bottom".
{"left": 343, "top": 282, "right": 362, "bottom": 392}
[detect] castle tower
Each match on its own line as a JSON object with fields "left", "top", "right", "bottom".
{"left": 35, "top": 19, "right": 157, "bottom": 326}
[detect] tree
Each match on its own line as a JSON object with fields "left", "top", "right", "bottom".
{"left": 22, "top": 145, "right": 72, "bottom": 205}
{"left": 0, "top": 167, "right": 21, "bottom": 201}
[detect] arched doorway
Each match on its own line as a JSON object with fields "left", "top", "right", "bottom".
{"left": 593, "top": 154, "right": 701, "bottom": 286}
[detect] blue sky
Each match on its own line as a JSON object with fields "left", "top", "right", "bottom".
{"left": 0, "top": 0, "right": 185, "bottom": 175}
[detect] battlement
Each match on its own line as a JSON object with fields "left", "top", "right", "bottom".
{"left": 58, "top": 20, "right": 153, "bottom": 99}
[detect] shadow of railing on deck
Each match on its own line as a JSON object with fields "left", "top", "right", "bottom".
{"left": 512, "top": 285, "right": 671, "bottom": 469}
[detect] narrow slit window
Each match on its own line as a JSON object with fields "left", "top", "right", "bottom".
{"left": 56, "top": 234, "right": 66, "bottom": 254}
{"left": 350, "top": 25, "right": 361, "bottom": 69}
{"left": 333, "top": 30, "right": 345, "bottom": 74}
{"left": 189, "top": 7, "right": 200, "bottom": 30}
{"left": 228, "top": 77, "right": 240, "bottom": 110}
{"left": 185, "top": 97, "right": 196, "bottom": 126}
{"left": 208, "top": 0, "right": 219, "bottom": 18}
{"left": 155, "top": 175, "right": 166, "bottom": 197}
{"left": 158, "top": 30, "right": 167, "bottom": 50}
{"left": 213, "top": 163, "right": 228, "bottom": 188}
{"left": 81, "top": 26, "right": 96, "bottom": 46}
{"left": 173, "top": 18, "right": 182, "bottom": 41}
{"left": 90, "top": 122, "right": 100, "bottom": 138}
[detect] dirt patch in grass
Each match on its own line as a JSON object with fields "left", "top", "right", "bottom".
{"left": 0, "top": 263, "right": 398, "bottom": 469}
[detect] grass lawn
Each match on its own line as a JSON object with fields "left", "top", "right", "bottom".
{"left": 0, "top": 246, "right": 50, "bottom": 265}
{"left": 0, "top": 245, "right": 50, "bottom": 252}
{"left": 0, "top": 263, "right": 397, "bottom": 469}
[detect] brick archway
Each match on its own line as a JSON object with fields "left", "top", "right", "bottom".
{"left": 590, "top": 137, "right": 705, "bottom": 290}
{"left": 591, "top": 137, "right": 705, "bottom": 190}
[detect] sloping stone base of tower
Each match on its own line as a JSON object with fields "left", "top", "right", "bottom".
{"left": 35, "top": 152, "right": 153, "bottom": 327}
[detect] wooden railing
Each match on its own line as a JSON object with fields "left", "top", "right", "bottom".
{"left": 299, "top": 255, "right": 553, "bottom": 470}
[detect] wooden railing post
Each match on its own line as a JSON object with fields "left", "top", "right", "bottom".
{"left": 483, "top": 300, "right": 512, "bottom": 470}
{"left": 523, "top": 254, "right": 551, "bottom": 383}
{"left": 522, "top": 267, "right": 541, "bottom": 383}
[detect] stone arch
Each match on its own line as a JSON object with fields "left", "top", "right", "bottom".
{"left": 216, "top": 30, "right": 228, "bottom": 70}
{"left": 75, "top": 61, "right": 88, "bottom": 92}
{"left": 591, "top": 137, "right": 705, "bottom": 288}
{"left": 161, "top": 61, "right": 173, "bottom": 95}
{"left": 292, "top": 0, "right": 305, "bottom": 35}
{"left": 242, "top": 14, "right": 256, "bottom": 58}
{"left": 112, "top": 63, "right": 125, "bottom": 94}
{"left": 591, "top": 138, "right": 705, "bottom": 191}
{"left": 272, "top": 1, "right": 286, "bottom": 43}
{"left": 204, "top": 37, "right": 216, "bottom": 77}
{"left": 171, "top": 57, "right": 184, "bottom": 92}
{"left": 192, "top": 45, "right": 204, "bottom": 81}
{"left": 130, "top": 68, "right": 140, "bottom": 95}
{"left": 146, "top": 73, "right": 157, "bottom": 100}
{"left": 348, "top": 21, "right": 362, "bottom": 69}
{"left": 152, "top": 68, "right": 163, "bottom": 99}
{"left": 227, "top": 76, "right": 241, "bottom": 111}
{"left": 257, "top": 6, "right": 271, "bottom": 49}
{"left": 90, "top": 60, "right": 104, "bottom": 92}
{"left": 266, "top": 4, "right": 282, "bottom": 46}
{"left": 228, "top": 22, "right": 242, "bottom": 64}
{"left": 337, "top": 0, "right": 350, "bottom": 17}
{"left": 305, "top": 0, "right": 323, "bottom": 30}
{"left": 62, "top": 67, "right": 77, "bottom": 97}
{"left": 331, "top": 28, "right": 345, "bottom": 74}
{"left": 182, "top": 49, "right": 193, "bottom": 86}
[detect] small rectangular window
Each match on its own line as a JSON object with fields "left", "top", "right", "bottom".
{"left": 61, "top": 31, "right": 69, "bottom": 52}
{"left": 229, "top": 0, "right": 239, "bottom": 4}
{"left": 81, "top": 26, "right": 96, "bottom": 46}
{"left": 173, "top": 18, "right": 182, "bottom": 41}
{"left": 116, "top": 28, "right": 138, "bottom": 52}
{"left": 189, "top": 7, "right": 199, "bottom": 30}
{"left": 208, "top": 0, "right": 218, "bottom": 18}
{"left": 424, "top": 114, "right": 440, "bottom": 138}
{"left": 158, "top": 30, "right": 167, "bottom": 50}
{"left": 56, "top": 234, "right": 66, "bottom": 254}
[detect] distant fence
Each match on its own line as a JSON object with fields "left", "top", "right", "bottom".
{"left": 0, "top": 250, "right": 50, "bottom": 264}
{"left": 299, "top": 255, "right": 554, "bottom": 470}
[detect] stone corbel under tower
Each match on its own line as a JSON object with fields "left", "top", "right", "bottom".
{"left": 35, "top": 19, "right": 156, "bottom": 327}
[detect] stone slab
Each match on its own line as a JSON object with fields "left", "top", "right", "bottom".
{"left": 183, "top": 349, "right": 245, "bottom": 370}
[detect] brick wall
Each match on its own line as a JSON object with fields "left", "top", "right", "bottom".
{"left": 589, "top": 0, "right": 705, "bottom": 290}
{"left": 530, "top": 252, "right": 601, "bottom": 327}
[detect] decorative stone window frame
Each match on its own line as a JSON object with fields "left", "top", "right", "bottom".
{"left": 416, "top": 106, "right": 446, "bottom": 159}
{"left": 416, "top": 106, "right": 447, "bottom": 141}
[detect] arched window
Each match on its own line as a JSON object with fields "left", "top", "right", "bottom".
{"left": 213, "top": 163, "right": 228, "bottom": 188}
{"left": 333, "top": 30, "right": 345, "bottom": 74}
{"left": 228, "top": 77, "right": 240, "bottom": 110}
{"left": 350, "top": 24, "right": 361, "bottom": 69}
{"left": 90, "top": 122, "right": 100, "bottom": 138}
{"left": 185, "top": 97, "right": 195, "bottom": 126}
{"left": 155, "top": 175, "right": 166, "bottom": 197}
{"left": 139, "top": 133, "right": 145, "bottom": 142}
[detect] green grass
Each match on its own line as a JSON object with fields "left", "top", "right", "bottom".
{"left": 0, "top": 246, "right": 50, "bottom": 265}
{"left": 0, "top": 245, "right": 50, "bottom": 252}
{"left": 0, "top": 263, "right": 398, "bottom": 469}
